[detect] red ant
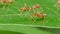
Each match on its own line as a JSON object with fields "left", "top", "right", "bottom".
{"left": 30, "top": 10, "right": 47, "bottom": 24}
{"left": 19, "top": 3, "right": 29, "bottom": 15}
{"left": 32, "top": 4, "right": 40, "bottom": 13}
{"left": 35, "top": 4, "right": 40, "bottom": 8}
{"left": 20, "top": 3, "right": 29, "bottom": 11}
{"left": 0, "top": 0, "right": 15, "bottom": 9}
{"left": 33, "top": 11, "right": 47, "bottom": 18}
{"left": 0, "top": 0, "right": 14, "bottom": 5}
{"left": 32, "top": 4, "right": 40, "bottom": 9}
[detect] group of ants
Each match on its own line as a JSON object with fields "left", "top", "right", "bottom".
{"left": 0, "top": 0, "right": 54, "bottom": 22}
{"left": 0, "top": 0, "right": 47, "bottom": 22}
{"left": 0, "top": 0, "right": 60, "bottom": 23}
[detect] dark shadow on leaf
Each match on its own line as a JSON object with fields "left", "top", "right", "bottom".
{"left": 36, "top": 27, "right": 60, "bottom": 34}
{"left": 0, "top": 30, "right": 25, "bottom": 34}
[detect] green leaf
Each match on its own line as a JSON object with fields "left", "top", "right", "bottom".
{"left": 0, "top": 0, "right": 60, "bottom": 28}
{"left": 0, "top": 25, "right": 56, "bottom": 34}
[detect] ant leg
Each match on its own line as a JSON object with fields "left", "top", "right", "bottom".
{"left": 33, "top": 19, "right": 36, "bottom": 23}
{"left": 32, "top": 17, "right": 37, "bottom": 23}
{"left": 54, "top": 3, "right": 60, "bottom": 10}
{"left": 13, "top": 0, "right": 16, "bottom": 2}
{"left": 2, "top": 4, "right": 6, "bottom": 9}
{"left": 42, "top": 17, "right": 46, "bottom": 25}
{"left": 25, "top": 7, "right": 33, "bottom": 16}
{"left": 57, "top": 5, "right": 60, "bottom": 10}
{"left": 20, "top": 10, "right": 24, "bottom": 15}
{"left": 7, "top": 8, "right": 10, "bottom": 11}
{"left": 29, "top": 16, "right": 36, "bottom": 23}
{"left": 56, "top": 5, "right": 60, "bottom": 10}
{"left": 18, "top": 9, "right": 23, "bottom": 15}
{"left": 7, "top": 5, "right": 10, "bottom": 11}
{"left": 25, "top": 9, "right": 31, "bottom": 16}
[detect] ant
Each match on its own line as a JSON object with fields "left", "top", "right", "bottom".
{"left": 0, "top": 0, "right": 15, "bottom": 4}
{"left": 32, "top": 4, "right": 40, "bottom": 11}
{"left": 32, "top": 4, "right": 40, "bottom": 13}
{"left": 26, "top": 4, "right": 40, "bottom": 15}
{"left": 30, "top": 10, "right": 47, "bottom": 25}
{"left": 0, "top": 0, "right": 15, "bottom": 9}
{"left": 33, "top": 11, "right": 47, "bottom": 19}
{"left": 21, "top": 3, "right": 28, "bottom": 10}
{"left": 32, "top": 4, "right": 40, "bottom": 9}
{"left": 19, "top": 3, "right": 29, "bottom": 15}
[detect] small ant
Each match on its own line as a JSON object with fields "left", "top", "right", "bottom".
{"left": 33, "top": 11, "right": 47, "bottom": 18}
{"left": 35, "top": 4, "right": 40, "bottom": 8}
{"left": 0, "top": 0, "right": 15, "bottom": 9}
{"left": 32, "top": 4, "right": 40, "bottom": 9}
{"left": 20, "top": 3, "right": 29, "bottom": 15}
{"left": 0, "top": 0, "right": 14, "bottom": 5}
{"left": 30, "top": 10, "right": 47, "bottom": 24}
{"left": 32, "top": 4, "right": 40, "bottom": 13}
{"left": 20, "top": 3, "right": 29, "bottom": 11}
